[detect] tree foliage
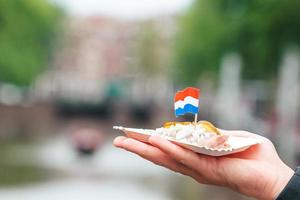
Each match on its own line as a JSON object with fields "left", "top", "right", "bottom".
{"left": 174, "top": 0, "right": 300, "bottom": 84}
{"left": 0, "top": 0, "right": 62, "bottom": 86}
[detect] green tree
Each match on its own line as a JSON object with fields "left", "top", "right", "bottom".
{"left": 175, "top": 0, "right": 300, "bottom": 84}
{"left": 0, "top": 0, "right": 62, "bottom": 86}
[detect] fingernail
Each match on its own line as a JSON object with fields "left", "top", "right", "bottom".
{"left": 113, "top": 137, "right": 125, "bottom": 147}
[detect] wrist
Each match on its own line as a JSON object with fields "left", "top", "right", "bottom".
{"left": 269, "top": 165, "right": 294, "bottom": 200}
{"left": 275, "top": 167, "right": 300, "bottom": 200}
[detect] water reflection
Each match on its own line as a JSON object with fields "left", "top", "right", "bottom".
{"left": 0, "top": 136, "right": 173, "bottom": 200}
{"left": 0, "top": 178, "right": 171, "bottom": 200}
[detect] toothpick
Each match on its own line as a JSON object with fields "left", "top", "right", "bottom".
{"left": 194, "top": 114, "right": 198, "bottom": 124}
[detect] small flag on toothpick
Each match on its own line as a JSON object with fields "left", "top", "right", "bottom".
{"left": 174, "top": 87, "right": 200, "bottom": 122}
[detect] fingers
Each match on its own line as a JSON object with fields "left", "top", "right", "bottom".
{"left": 148, "top": 135, "right": 217, "bottom": 176}
{"left": 206, "top": 135, "right": 229, "bottom": 148}
{"left": 218, "top": 129, "right": 266, "bottom": 140}
{"left": 113, "top": 136, "right": 204, "bottom": 182}
{"left": 113, "top": 136, "right": 128, "bottom": 147}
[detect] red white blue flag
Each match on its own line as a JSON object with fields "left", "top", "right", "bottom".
{"left": 174, "top": 87, "right": 200, "bottom": 117}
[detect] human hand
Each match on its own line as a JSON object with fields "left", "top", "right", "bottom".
{"left": 113, "top": 130, "right": 294, "bottom": 200}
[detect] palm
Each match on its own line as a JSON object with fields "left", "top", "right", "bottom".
{"left": 214, "top": 143, "right": 278, "bottom": 198}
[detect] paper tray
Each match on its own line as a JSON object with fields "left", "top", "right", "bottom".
{"left": 113, "top": 126, "right": 262, "bottom": 157}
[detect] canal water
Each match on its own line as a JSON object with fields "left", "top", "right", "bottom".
{"left": 0, "top": 136, "right": 174, "bottom": 200}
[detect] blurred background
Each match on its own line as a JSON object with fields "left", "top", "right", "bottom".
{"left": 1, "top": 0, "right": 300, "bottom": 199}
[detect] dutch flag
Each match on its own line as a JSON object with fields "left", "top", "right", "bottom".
{"left": 174, "top": 87, "right": 200, "bottom": 117}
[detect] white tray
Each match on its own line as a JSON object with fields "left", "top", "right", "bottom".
{"left": 113, "top": 126, "right": 262, "bottom": 157}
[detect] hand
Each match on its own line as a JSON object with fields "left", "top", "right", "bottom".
{"left": 113, "top": 130, "right": 294, "bottom": 200}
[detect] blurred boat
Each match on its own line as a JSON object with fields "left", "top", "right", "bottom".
{"left": 70, "top": 128, "right": 104, "bottom": 156}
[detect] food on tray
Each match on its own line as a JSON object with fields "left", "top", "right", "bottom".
{"left": 163, "top": 121, "right": 220, "bottom": 135}
{"left": 153, "top": 121, "right": 229, "bottom": 149}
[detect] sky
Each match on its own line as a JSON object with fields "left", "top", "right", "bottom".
{"left": 51, "top": 0, "right": 193, "bottom": 20}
